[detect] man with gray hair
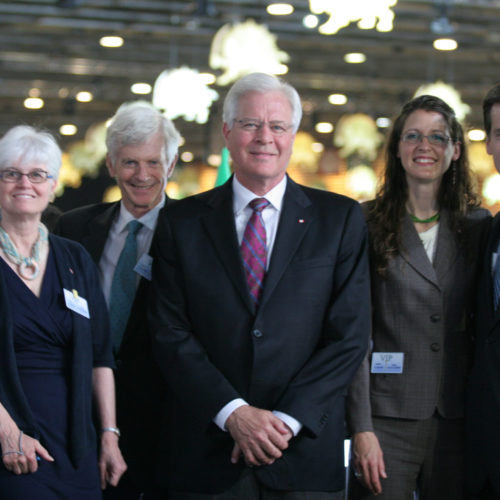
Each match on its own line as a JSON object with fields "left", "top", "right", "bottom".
{"left": 149, "top": 73, "right": 370, "bottom": 499}
{"left": 55, "top": 100, "right": 180, "bottom": 499}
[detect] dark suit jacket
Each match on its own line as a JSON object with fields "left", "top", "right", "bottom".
{"left": 54, "top": 201, "right": 168, "bottom": 489}
{"left": 466, "top": 212, "right": 500, "bottom": 495}
{"left": 0, "top": 235, "right": 113, "bottom": 467}
{"left": 148, "top": 176, "right": 371, "bottom": 493}
{"left": 348, "top": 205, "right": 491, "bottom": 433}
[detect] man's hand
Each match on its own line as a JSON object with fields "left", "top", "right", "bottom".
{"left": 351, "top": 431, "right": 387, "bottom": 495}
{"left": 225, "top": 405, "right": 292, "bottom": 467}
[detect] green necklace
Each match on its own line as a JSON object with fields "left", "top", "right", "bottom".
{"left": 409, "top": 212, "right": 440, "bottom": 224}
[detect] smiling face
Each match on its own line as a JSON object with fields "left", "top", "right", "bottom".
{"left": 106, "top": 131, "right": 175, "bottom": 218}
{"left": 223, "top": 90, "right": 295, "bottom": 195}
{"left": 398, "top": 109, "right": 460, "bottom": 186}
{"left": 486, "top": 103, "right": 500, "bottom": 173}
{"left": 0, "top": 163, "right": 56, "bottom": 221}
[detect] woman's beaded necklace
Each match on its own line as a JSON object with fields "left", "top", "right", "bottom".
{"left": 0, "top": 222, "right": 48, "bottom": 280}
{"left": 409, "top": 212, "right": 440, "bottom": 224}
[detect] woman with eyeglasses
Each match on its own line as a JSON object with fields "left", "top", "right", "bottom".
{"left": 0, "top": 125, "right": 126, "bottom": 498}
{"left": 346, "top": 95, "right": 491, "bottom": 500}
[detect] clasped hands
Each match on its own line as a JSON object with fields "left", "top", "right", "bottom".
{"left": 225, "top": 405, "right": 293, "bottom": 468}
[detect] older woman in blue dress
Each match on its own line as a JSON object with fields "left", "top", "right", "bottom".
{"left": 0, "top": 125, "right": 126, "bottom": 499}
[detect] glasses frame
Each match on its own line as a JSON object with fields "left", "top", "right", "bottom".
{"left": 0, "top": 168, "right": 54, "bottom": 184}
{"left": 235, "top": 118, "right": 293, "bottom": 137}
{"left": 400, "top": 131, "right": 451, "bottom": 148}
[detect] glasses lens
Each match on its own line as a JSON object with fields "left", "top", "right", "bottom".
{"left": 403, "top": 132, "right": 420, "bottom": 143}
{"left": 28, "top": 170, "right": 48, "bottom": 183}
{"left": 1, "top": 170, "right": 20, "bottom": 182}
{"left": 428, "top": 134, "right": 448, "bottom": 146}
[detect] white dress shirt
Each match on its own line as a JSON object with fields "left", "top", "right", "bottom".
{"left": 214, "top": 175, "right": 303, "bottom": 436}
{"left": 99, "top": 195, "right": 165, "bottom": 306}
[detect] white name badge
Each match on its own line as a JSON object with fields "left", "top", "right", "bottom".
{"left": 134, "top": 254, "right": 153, "bottom": 281}
{"left": 63, "top": 288, "right": 90, "bottom": 319}
{"left": 371, "top": 352, "right": 404, "bottom": 374}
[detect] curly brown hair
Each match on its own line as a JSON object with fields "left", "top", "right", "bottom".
{"left": 368, "top": 94, "right": 481, "bottom": 275}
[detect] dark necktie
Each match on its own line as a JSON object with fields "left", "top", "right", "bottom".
{"left": 109, "top": 219, "right": 142, "bottom": 352}
{"left": 240, "top": 198, "right": 270, "bottom": 305}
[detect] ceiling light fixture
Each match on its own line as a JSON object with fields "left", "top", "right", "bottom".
{"left": 328, "top": 93, "right": 348, "bottom": 105}
{"left": 309, "top": 0, "right": 398, "bottom": 35}
{"left": 60, "top": 124, "right": 78, "bottom": 136}
{"left": 433, "top": 38, "right": 458, "bottom": 51}
{"left": 315, "top": 122, "right": 334, "bottom": 134}
{"left": 468, "top": 129, "right": 486, "bottom": 142}
{"left": 24, "top": 97, "right": 44, "bottom": 109}
{"left": 344, "top": 52, "right": 366, "bottom": 64}
{"left": 181, "top": 151, "right": 194, "bottom": 162}
{"left": 99, "top": 36, "right": 124, "bottom": 48}
{"left": 209, "top": 19, "right": 289, "bottom": 85}
{"left": 153, "top": 66, "right": 219, "bottom": 124}
{"left": 303, "top": 14, "right": 319, "bottom": 29}
{"left": 267, "top": 3, "right": 294, "bottom": 15}
{"left": 76, "top": 91, "right": 93, "bottom": 102}
{"left": 131, "top": 83, "right": 152, "bottom": 95}
{"left": 376, "top": 117, "right": 391, "bottom": 128}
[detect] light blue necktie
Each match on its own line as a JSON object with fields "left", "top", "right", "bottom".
{"left": 109, "top": 220, "right": 142, "bottom": 353}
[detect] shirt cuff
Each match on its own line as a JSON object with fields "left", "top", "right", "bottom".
{"left": 214, "top": 399, "right": 248, "bottom": 431}
{"left": 273, "top": 410, "right": 302, "bottom": 436}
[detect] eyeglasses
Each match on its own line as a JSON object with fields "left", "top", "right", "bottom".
{"left": 235, "top": 119, "right": 292, "bottom": 137}
{"left": 0, "top": 169, "right": 54, "bottom": 184}
{"left": 401, "top": 131, "right": 451, "bottom": 147}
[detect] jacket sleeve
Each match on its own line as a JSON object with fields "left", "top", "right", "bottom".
{"left": 274, "top": 201, "right": 371, "bottom": 436}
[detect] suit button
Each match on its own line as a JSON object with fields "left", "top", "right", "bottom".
{"left": 430, "top": 343, "right": 440, "bottom": 352}
{"left": 430, "top": 314, "right": 441, "bottom": 323}
{"left": 252, "top": 329, "right": 263, "bottom": 338}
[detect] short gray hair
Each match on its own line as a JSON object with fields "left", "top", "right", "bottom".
{"left": 106, "top": 100, "right": 181, "bottom": 167}
{"left": 222, "top": 73, "right": 302, "bottom": 133}
{"left": 0, "top": 125, "right": 62, "bottom": 180}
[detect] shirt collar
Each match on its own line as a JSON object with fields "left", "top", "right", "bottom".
{"left": 232, "top": 175, "right": 287, "bottom": 216}
{"left": 117, "top": 194, "right": 166, "bottom": 233}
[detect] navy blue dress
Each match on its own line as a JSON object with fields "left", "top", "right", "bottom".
{"left": 0, "top": 251, "right": 101, "bottom": 499}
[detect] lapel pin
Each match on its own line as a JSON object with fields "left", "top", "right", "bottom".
{"left": 69, "top": 267, "right": 74, "bottom": 274}
{"left": 298, "top": 219, "right": 305, "bottom": 224}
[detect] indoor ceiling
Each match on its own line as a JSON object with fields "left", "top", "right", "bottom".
{"left": 1, "top": 0, "right": 500, "bottom": 161}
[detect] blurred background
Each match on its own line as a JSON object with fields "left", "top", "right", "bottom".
{"left": 1, "top": 0, "right": 500, "bottom": 211}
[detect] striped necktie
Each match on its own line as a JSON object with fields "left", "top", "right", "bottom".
{"left": 240, "top": 198, "right": 270, "bottom": 306}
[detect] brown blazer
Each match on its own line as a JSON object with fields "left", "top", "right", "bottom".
{"left": 347, "top": 205, "right": 490, "bottom": 433}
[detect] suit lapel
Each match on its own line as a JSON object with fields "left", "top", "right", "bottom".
{"left": 259, "top": 179, "right": 313, "bottom": 306}
{"left": 201, "top": 181, "right": 254, "bottom": 313}
{"left": 81, "top": 203, "right": 119, "bottom": 263}
{"left": 400, "top": 213, "right": 440, "bottom": 289}
{"left": 486, "top": 215, "right": 500, "bottom": 329}
{"left": 432, "top": 210, "right": 459, "bottom": 287}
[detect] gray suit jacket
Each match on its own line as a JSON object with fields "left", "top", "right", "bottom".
{"left": 347, "top": 205, "right": 490, "bottom": 433}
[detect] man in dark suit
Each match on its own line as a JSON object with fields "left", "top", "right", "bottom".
{"left": 467, "top": 83, "right": 500, "bottom": 500}
{"left": 54, "top": 100, "right": 180, "bottom": 500}
{"left": 148, "top": 72, "right": 371, "bottom": 499}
